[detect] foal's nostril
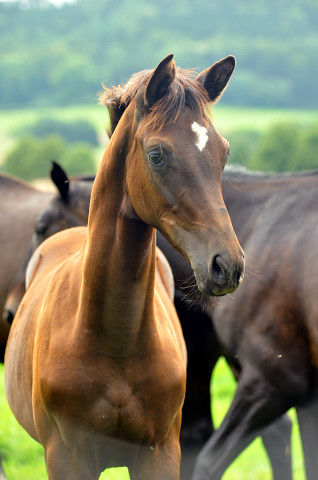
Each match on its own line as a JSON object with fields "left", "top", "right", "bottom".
{"left": 237, "top": 268, "right": 244, "bottom": 285}
{"left": 211, "top": 255, "right": 227, "bottom": 285}
{"left": 236, "top": 257, "right": 245, "bottom": 285}
{"left": 4, "top": 309, "right": 14, "bottom": 325}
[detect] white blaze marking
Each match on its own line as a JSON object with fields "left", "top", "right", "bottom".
{"left": 191, "top": 122, "right": 208, "bottom": 152}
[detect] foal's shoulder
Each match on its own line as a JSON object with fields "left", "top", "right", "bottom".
{"left": 26, "top": 226, "right": 87, "bottom": 289}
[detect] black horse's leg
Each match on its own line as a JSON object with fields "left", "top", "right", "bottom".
{"left": 261, "top": 413, "right": 293, "bottom": 480}
{"left": 176, "top": 295, "right": 221, "bottom": 480}
{"left": 192, "top": 368, "right": 292, "bottom": 480}
{"left": 181, "top": 443, "right": 209, "bottom": 480}
{"left": 296, "top": 400, "right": 318, "bottom": 480}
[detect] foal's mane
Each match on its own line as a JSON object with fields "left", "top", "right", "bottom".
{"left": 99, "top": 67, "right": 211, "bottom": 133}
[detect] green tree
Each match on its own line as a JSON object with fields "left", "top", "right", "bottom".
{"left": 3, "top": 135, "right": 96, "bottom": 181}
{"left": 251, "top": 123, "right": 301, "bottom": 172}
{"left": 292, "top": 123, "right": 318, "bottom": 171}
{"left": 1, "top": 0, "right": 318, "bottom": 108}
{"left": 20, "top": 118, "right": 99, "bottom": 146}
{"left": 36, "top": 134, "right": 67, "bottom": 173}
{"left": 3, "top": 137, "right": 41, "bottom": 180}
{"left": 49, "top": 56, "right": 99, "bottom": 105}
{"left": 226, "top": 129, "right": 262, "bottom": 167}
{"left": 60, "top": 143, "right": 96, "bottom": 176}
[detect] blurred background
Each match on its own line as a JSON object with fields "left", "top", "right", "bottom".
{"left": 0, "top": 1, "right": 317, "bottom": 479}
{"left": 0, "top": 0, "right": 318, "bottom": 183}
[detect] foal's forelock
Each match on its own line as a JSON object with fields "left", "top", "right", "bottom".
{"left": 99, "top": 68, "right": 211, "bottom": 132}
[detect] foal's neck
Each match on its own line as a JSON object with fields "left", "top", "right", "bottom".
{"left": 79, "top": 121, "right": 157, "bottom": 354}
{"left": 72, "top": 181, "right": 93, "bottom": 223}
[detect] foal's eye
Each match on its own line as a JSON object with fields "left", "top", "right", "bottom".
{"left": 148, "top": 149, "right": 165, "bottom": 168}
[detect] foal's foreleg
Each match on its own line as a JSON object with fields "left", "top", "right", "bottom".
{"left": 192, "top": 369, "right": 291, "bottom": 480}
{"left": 129, "top": 431, "right": 182, "bottom": 480}
{"left": 45, "top": 432, "right": 100, "bottom": 480}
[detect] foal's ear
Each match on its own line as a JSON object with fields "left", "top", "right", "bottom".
{"left": 145, "top": 54, "right": 176, "bottom": 107}
{"left": 197, "top": 56, "right": 236, "bottom": 103}
{"left": 50, "top": 161, "right": 69, "bottom": 203}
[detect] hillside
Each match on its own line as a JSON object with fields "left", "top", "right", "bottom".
{"left": 1, "top": 0, "right": 318, "bottom": 109}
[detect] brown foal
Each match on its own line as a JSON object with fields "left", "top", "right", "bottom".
{"left": 5, "top": 54, "right": 244, "bottom": 479}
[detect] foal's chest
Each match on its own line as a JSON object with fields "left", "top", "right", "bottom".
{"left": 94, "top": 355, "right": 185, "bottom": 441}
{"left": 46, "top": 349, "right": 186, "bottom": 446}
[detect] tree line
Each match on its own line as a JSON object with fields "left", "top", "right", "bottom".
{"left": 1, "top": 0, "right": 318, "bottom": 109}
{"left": 3, "top": 117, "right": 318, "bottom": 180}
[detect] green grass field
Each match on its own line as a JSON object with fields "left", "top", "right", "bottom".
{"left": 0, "top": 358, "right": 306, "bottom": 479}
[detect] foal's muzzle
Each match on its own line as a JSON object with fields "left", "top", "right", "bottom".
{"left": 195, "top": 250, "right": 245, "bottom": 297}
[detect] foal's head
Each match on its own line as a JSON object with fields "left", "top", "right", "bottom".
{"left": 101, "top": 54, "right": 244, "bottom": 297}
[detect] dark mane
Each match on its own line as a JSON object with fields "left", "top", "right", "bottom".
{"left": 99, "top": 67, "right": 210, "bottom": 132}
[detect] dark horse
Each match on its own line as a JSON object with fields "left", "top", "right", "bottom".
{"left": 5, "top": 55, "right": 244, "bottom": 479}
{"left": 192, "top": 167, "right": 318, "bottom": 480}
{"left": 0, "top": 173, "right": 56, "bottom": 362}
{"left": 3, "top": 163, "right": 93, "bottom": 329}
